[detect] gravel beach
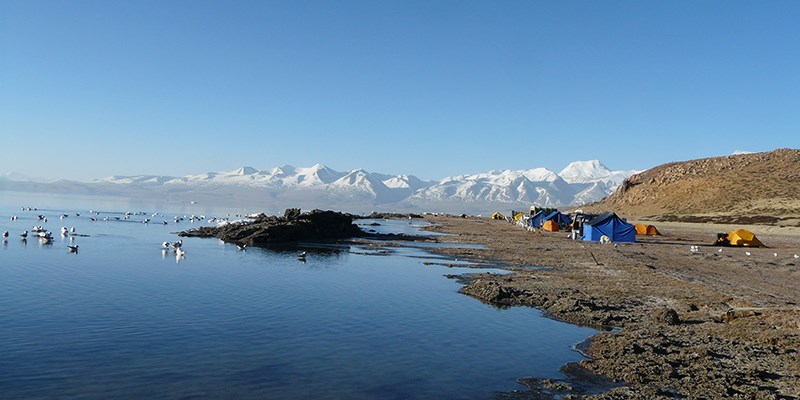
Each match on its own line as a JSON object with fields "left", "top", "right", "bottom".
{"left": 423, "top": 215, "right": 800, "bottom": 398}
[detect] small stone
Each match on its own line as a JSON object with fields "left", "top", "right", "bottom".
{"left": 652, "top": 307, "right": 680, "bottom": 325}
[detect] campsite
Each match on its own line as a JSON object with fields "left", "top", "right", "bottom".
{"left": 421, "top": 213, "right": 800, "bottom": 398}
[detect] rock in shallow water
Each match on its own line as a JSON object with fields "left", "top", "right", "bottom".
{"left": 179, "top": 209, "right": 364, "bottom": 246}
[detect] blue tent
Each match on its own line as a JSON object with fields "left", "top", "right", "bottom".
{"left": 543, "top": 211, "right": 571, "bottom": 228}
{"left": 528, "top": 211, "right": 548, "bottom": 228}
{"left": 582, "top": 212, "right": 636, "bottom": 243}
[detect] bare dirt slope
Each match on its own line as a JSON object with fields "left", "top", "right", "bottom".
{"left": 423, "top": 215, "right": 800, "bottom": 398}
{"left": 582, "top": 148, "right": 800, "bottom": 225}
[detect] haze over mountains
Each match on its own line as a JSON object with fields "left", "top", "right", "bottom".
{"left": 0, "top": 161, "right": 638, "bottom": 214}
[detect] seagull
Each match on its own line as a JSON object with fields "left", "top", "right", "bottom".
{"left": 70, "top": 227, "right": 76, "bottom": 233}
{"left": 237, "top": 244, "right": 247, "bottom": 251}
{"left": 298, "top": 251, "right": 307, "bottom": 261}
{"left": 20, "top": 230, "right": 28, "bottom": 238}
{"left": 67, "top": 245, "right": 79, "bottom": 253}
{"left": 175, "top": 247, "right": 186, "bottom": 257}
{"left": 172, "top": 240, "right": 183, "bottom": 249}
{"left": 794, "top": 254, "right": 799, "bottom": 259}
{"left": 2, "top": 231, "right": 8, "bottom": 239}
{"left": 745, "top": 251, "right": 751, "bottom": 256}
{"left": 162, "top": 241, "right": 170, "bottom": 249}
{"left": 61, "top": 227, "right": 69, "bottom": 236}
{"left": 774, "top": 252, "right": 778, "bottom": 257}
{"left": 718, "top": 248, "right": 723, "bottom": 253}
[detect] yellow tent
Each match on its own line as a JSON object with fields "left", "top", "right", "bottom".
{"left": 635, "top": 224, "right": 661, "bottom": 236}
{"left": 542, "top": 220, "right": 559, "bottom": 232}
{"left": 726, "top": 229, "right": 765, "bottom": 247}
{"left": 492, "top": 212, "right": 505, "bottom": 220}
{"left": 513, "top": 212, "right": 525, "bottom": 222}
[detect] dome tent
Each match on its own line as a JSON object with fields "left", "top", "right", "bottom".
{"left": 635, "top": 224, "right": 661, "bottom": 236}
{"left": 716, "top": 229, "right": 765, "bottom": 247}
{"left": 582, "top": 212, "right": 636, "bottom": 243}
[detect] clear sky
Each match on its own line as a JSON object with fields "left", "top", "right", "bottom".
{"left": 2, "top": 1, "right": 798, "bottom": 181}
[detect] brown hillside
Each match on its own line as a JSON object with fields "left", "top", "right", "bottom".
{"left": 582, "top": 148, "right": 800, "bottom": 225}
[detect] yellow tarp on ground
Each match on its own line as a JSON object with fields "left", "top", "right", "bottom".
{"left": 727, "top": 229, "right": 765, "bottom": 247}
{"left": 492, "top": 212, "right": 505, "bottom": 220}
{"left": 542, "top": 220, "right": 559, "bottom": 232}
{"left": 635, "top": 224, "right": 661, "bottom": 236}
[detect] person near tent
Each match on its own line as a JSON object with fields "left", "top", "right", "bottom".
{"left": 570, "top": 218, "right": 580, "bottom": 240}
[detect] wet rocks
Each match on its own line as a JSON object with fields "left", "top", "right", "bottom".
{"left": 178, "top": 208, "right": 364, "bottom": 246}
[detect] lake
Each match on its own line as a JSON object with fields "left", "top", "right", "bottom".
{"left": 0, "top": 191, "right": 596, "bottom": 399}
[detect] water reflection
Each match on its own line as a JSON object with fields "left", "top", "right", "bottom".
{"left": 0, "top": 195, "right": 597, "bottom": 400}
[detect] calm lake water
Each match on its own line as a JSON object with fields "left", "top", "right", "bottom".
{"left": 0, "top": 191, "right": 596, "bottom": 399}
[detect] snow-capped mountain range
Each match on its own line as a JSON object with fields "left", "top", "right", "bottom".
{"left": 70, "top": 161, "right": 638, "bottom": 213}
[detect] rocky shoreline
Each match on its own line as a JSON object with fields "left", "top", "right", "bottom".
{"left": 423, "top": 215, "right": 800, "bottom": 399}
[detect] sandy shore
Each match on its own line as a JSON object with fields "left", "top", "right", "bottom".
{"left": 422, "top": 215, "right": 800, "bottom": 399}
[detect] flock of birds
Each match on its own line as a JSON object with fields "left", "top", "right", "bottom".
{"left": 4, "top": 208, "right": 310, "bottom": 262}
{"left": 4, "top": 217, "right": 80, "bottom": 253}
{"left": 3, "top": 208, "right": 247, "bottom": 256}
{"left": 689, "top": 245, "right": 799, "bottom": 259}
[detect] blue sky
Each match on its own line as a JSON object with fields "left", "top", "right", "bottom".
{"left": 2, "top": 1, "right": 798, "bottom": 181}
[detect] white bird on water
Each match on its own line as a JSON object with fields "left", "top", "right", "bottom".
{"left": 20, "top": 230, "right": 28, "bottom": 238}
{"left": 2, "top": 231, "right": 8, "bottom": 239}
{"left": 67, "top": 245, "right": 79, "bottom": 253}
{"left": 175, "top": 247, "right": 186, "bottom": 257}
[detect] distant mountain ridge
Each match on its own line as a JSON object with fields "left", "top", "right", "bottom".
{"left": 1, "top": 161, "right": 639, "bottom": 213}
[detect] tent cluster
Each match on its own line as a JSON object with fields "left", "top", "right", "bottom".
{"left": 496, "top": 208, "right": 642, "bottom": 243}
{"left": 528, "top": 210, "right": 571, "bottom": 232}
{"left": 493, "top": 208, "right": 767, "bottom": 248}
{"left": 495, "top": 208, "right": 773, "bottom": 245}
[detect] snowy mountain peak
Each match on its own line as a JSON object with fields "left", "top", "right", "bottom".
{"left": 229, "top": 166, "right": 258, "bottom": 176}
{"left": 558, "top": 160, "right": 611, "bottom": 183}
{"left": 522, "top": 168, "right": 559, "bottom": 182}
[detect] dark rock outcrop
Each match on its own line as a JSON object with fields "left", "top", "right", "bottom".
{"left": 179, "top": 208, "right": 364, "bottom": 246}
